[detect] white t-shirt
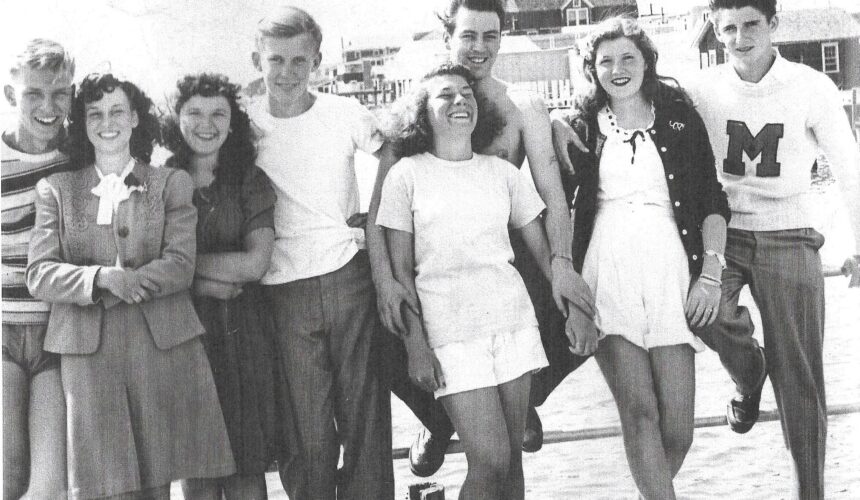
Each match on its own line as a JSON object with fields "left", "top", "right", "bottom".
{"left": 376, "top": 152, "right": 546, "bottom": 348}
{"left": 248, "top": 92, "right": 383, "bottom": 284}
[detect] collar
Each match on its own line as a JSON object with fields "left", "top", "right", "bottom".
{"left": 94, "top": 158, "right": 136, "bottom": 181}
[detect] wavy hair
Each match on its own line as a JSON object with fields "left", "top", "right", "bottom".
{"left": 65, "top": 73, "right": 159, "bottom": 168}
{"left": 382, "top": 63, "right": 505, "bottom": 157}
{"left": 437, "top": 0, "right": 506, "bottom": 34}
{"left": 161, "top": 73, "right": 255, "bottom": 189}
{"left": 574, "top": 17, "right": 690, "bottom": 119}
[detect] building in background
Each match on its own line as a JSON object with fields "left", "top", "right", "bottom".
{"left": 692, "top": 7, "right": 860, "bottom": 88}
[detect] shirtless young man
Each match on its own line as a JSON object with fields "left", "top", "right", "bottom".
{"left": 367, "top": 0, "right": 598, "bottom": 477}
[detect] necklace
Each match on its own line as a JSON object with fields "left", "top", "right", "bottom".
{"left": 603, "top": 104, "right": 655, "bottom": 165}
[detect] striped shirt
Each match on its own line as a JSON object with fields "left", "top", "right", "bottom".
{"left": 2, "top": 138, "right": 71, "bottom": 324}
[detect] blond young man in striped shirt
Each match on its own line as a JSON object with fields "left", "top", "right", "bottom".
{"left": 2, "top": 38, "right": 74, "bottom": 499}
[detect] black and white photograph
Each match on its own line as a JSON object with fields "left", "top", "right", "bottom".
{"left": 2, "top": 0, "right": 859, "bottom": 498}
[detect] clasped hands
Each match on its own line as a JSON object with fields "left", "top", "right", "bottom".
{"left": 551, "top": 259, "right": 599, "bottom": 357}
{"left": 96, "top": 267, "right": 160, "bottom": 304}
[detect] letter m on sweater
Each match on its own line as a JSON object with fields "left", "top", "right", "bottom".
{"left": 723, "top": 121, "right": 784, "bottom": 177}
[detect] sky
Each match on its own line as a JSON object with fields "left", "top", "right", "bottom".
{"left": 1, "top": 0, "right": 859, "bottom": 105}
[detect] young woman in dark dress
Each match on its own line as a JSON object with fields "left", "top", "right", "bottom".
{"left": 162, "top": 73, "right": 297, "bottom": 500}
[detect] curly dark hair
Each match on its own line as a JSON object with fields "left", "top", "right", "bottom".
{"left": 160, "top": 73, "right": 255, "bottom": 188}
{"left": 65, "top": 73, "right": 159, "bottom": 168}
{"left": 574, "top": 17, "right": 690, "bottom": 118}
{"left": 382, "top": 63, "right": 505, "bottom": 157}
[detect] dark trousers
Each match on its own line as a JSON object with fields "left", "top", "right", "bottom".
{"left": 695, "top": 228, "right": 827, "bottom": 499}
{"left": 266, "top": 251, "right": 394, "bottom": 500}
{"left": 382, "top": 231, "right": 591, "bottom": 441}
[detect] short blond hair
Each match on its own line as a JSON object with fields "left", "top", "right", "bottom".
{"left": 255, "top": 5, "right": 322, "bottom": 52}
{"left": 9, "top": 38, "right": 75, "bottom": 81}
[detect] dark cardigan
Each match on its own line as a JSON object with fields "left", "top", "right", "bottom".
{"left": 560, "top": 85, "right": 731, "bottom": 278}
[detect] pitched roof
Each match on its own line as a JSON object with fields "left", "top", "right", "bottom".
{"left": 770, "top": 8, "right": 860, "bottom": 44}
{"left": 507, "top": 0, "right": 567, "bottom": 12}
{"left": 506, "top": 0, "right": 636, "bottom": 13}
{"left": 692, "top": 8, "right": 860, "bottom": 47}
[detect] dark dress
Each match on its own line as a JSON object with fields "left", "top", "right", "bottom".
{"left": 190, "top": 165, "right": 296, "bottom": 475}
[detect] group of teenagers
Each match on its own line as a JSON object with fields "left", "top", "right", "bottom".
{"left": 3, "top": 0, "right": 859, "bottom": 499}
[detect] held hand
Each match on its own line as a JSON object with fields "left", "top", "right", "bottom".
{"left": 406, "top": 342, "right": 446, "bottom": 393}
{"left": 550, "top": 110, "right": 588, "bottom": 179}
{"left": 376, "top": 278, "right": 421, "bottom": 336}
{"left": 551, "top": 261, "right": 596, "bottom": 319}
{"left": 346, "top": 212, "right": 369, "bottom": 229}
{"left": 685, "top": 277, "right": 721, "bottom": 328}
{"left": 842, "top": 255, "right": 860, "bottom": 288}
{"left": 565, "top": 301, "right": 599, "bottom": 356}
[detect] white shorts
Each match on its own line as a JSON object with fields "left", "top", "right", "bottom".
{"left": 583, "top": 202, "right": 706, "bottom": 352}
{"left": 432, "top": 326, "right": 548, "bottom": 399}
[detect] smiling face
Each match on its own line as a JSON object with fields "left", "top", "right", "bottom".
{"left": 445, "top": 8, "right": 501, "bottom": 81}
{"left": 179, "top": 95, "right": 231, "bottom": 158}
{"left": 712, "top": 7, "right": 777, "bottom": 72}
{"left": 84, "top": 88, "right": 138, "bottom": 158}
{"left": 4, "top": 66, "right": 73, "bottom": 153}
{"left": 253, "top": 33, "right": 320, "bottom": 113}
{"left": 594, "top": 37, "right": 646, "bottom": 104}
{"left": 425, "top": 74, "right": 477, "bottom": 141}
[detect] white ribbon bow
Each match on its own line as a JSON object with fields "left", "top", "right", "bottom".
{"left": 91, "top": 160, "right": 136, "bottom": 225}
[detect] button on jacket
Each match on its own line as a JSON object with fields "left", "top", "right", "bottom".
{"left": 560, "top": 83, "right": 730, "bottom": 278}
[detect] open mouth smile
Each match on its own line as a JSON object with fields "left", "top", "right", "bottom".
{"left": 611, "top": 77, "right": 631, "bottom": 86}
{"left": 34, "top": 116, "right": 61, "bottom": 126}
{"left": 194, "top": 132, "right": 218, "bottom": 140}
{"left": 448, "top": 111, "right": 472, "bottom": 120}
{"left": 98, "top": 131, "right": 120, "bottom": 139}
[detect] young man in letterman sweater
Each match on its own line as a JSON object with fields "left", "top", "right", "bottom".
{"left": 553, "top": 1, "right": 859, "bottom": 497}
{"left": 692, "top": 1, "right": 859, "bottom": 498}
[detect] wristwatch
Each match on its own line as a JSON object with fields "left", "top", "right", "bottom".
{"left": 705, "top": 250, "right": 726, "bottom": 270}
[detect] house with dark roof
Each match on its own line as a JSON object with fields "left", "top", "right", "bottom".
{"left": 504, "top": 0, "right": 638, "bottom": 32}
{"left": 692, "top": 8, "right": 860, "bottom": 88}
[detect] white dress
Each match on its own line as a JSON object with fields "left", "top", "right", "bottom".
{"left": 581, "top": 106, "right": 705, "bottom": 352}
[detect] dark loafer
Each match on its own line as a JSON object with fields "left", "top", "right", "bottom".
{"left": 409, "top": 429, "right": 450, "bottom": 477}
{"left": 522, "top": 406, "right": 543, "bottom": 453}
{"left": 726, "top": 347, "right": 767, "bottom": 434}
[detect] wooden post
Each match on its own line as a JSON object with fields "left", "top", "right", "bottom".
{"left": 853, "top": 87, "right": 858, "bottom": 142}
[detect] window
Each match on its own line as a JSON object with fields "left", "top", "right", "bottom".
{"left": 570, "top": 0, "right": 582, "bottom": 6}
{"left": 566, "top": 7, "right": 589, "bottom": 25}
{"left": 822, "top": 42, "right": 839, "bottom": 73}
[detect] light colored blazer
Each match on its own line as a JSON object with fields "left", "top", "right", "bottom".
{"left": 27, "top": 160, "right": 204, "bottom": 354}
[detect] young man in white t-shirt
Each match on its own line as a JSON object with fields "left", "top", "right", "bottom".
{"left": 553, "top": 1, "right": 860, "bottom": 497}
{"left": 247, "top": 7, "right": 393, "bottom": 499}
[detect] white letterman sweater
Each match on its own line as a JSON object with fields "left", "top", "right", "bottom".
{"left": 690, "top": 53, "right": 859, "bottom": 231}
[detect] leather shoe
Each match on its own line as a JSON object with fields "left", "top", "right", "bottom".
{"left": 726, "top": 347, "right": 767, "bottom": 434}
{"left": 522, "top": 406, "right": 543, "bottom": 452}
{"left": 409, "top": 429, "right": 450, "bottom": 477}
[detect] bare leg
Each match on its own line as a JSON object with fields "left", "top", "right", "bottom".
{"left": 495, "top": 374, "right": 531, "bottom": 500}
{"left": 27, "top": 367, "right": 67, "bottom": 499}
{"left": 3, "top": 360, "right": 28, "bottom": 500}
{"left": 440, "top": 387, "right": 511, "bottom": 500}
{"left": 594, "top": 336, "right": 676, "bottom": 500}
{"left": 650, "top": 345, "right": 695, "bottom": 478}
